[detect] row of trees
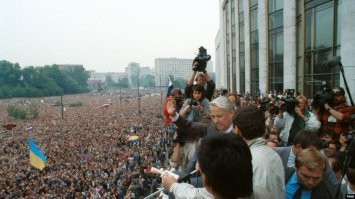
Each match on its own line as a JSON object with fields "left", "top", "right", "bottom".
{"left": 0, "top": 60, "right": 90, "bottom": 99}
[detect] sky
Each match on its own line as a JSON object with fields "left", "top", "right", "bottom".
{"left": 0, "top": 0, "right": 219, "bottom": 73}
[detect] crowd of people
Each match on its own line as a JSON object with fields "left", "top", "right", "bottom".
{"left": 0, "top": 88, "right": 176, "bottom": 198}
{"left": 1, "top": 59, "right": 355, "bottom": 199}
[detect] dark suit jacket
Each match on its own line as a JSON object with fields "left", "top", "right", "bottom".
{"left": 285, "top": 167, "right": 333, "bottom": 199}
{"left": 274, "top": 146, "right": 338, "bottom": 198}
{"left": 273, "top": 146, "right": 292, "bottom": 169}
{"left": 174, "top": 115, "right": 224, "bottom": 141}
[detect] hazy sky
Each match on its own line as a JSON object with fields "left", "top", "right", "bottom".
{"left": 0, "top": 0, "right": 219, "bottom": 72}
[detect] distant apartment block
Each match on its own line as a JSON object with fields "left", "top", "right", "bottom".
{"left": 154, "top": 58, "right": 194, "bottom": 87}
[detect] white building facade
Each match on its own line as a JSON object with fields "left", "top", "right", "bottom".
{"left": 216, "top": 0, "right": 355, "bottom": 100}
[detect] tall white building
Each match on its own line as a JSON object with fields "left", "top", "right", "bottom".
{"left": 154, "top": 58, "right": 193, "bottom": 87}
{"left": 216, "top": 0, "right": 355, "bottom": 99}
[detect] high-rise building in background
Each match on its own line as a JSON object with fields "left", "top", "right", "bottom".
{"left": 155, "top": 58, "right": 214, "bottom": 87}
{"left": 125, "top": 62, "right": 151, "bottom": 88}
{"left": 154, "top": 58, "right": 193, "bottom": 87}
{"left": 216, "top": 0, "right": 355, "bottom": 99}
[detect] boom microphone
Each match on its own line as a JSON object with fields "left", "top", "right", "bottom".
{"left": 326, "top": 56, "right": 342, "bottom": 68}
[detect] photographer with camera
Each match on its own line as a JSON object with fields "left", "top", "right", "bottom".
{"left": 319, "top": 87, "right": 353, "bottom": 138}
{"left": 185, "top": 47, "right": 215, "bottom": 101}
{"left": 169, "top": 85, "right": 210, "bottom": 173}
{"left": 274, "top": 95, "right": 321, "bottom": 146}
{"left": 179, "top": 84, "right": 210, "bottom": 123}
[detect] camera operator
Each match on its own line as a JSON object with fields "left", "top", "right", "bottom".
{"left": 320, "top": 87, "right": 353, "bottom": 138}
{"left": 274, "top": 95, "right": 321, "bottom": 146}
{"left": 185, "top": 47, "right": 215, "bottom": 101}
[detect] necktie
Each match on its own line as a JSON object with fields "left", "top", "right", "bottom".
{"left": 293, "top": 185, "right": 302, "bottom": 199}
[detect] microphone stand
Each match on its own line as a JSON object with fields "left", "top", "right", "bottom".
{"left": 338, "top": 61, "right": 354, "bottom": 106}
{"left": 332, "top": 57, "right": 355, "bottom": 199}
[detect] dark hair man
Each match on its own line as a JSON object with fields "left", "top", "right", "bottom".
{"left": 321, "top": 87, "right": 353, "bottom": 138}
{"left": 162, "top": 134, "right": 272, "bottom": 199}
{"left": 232, "top": 105, "right": 285, "bottom": 198}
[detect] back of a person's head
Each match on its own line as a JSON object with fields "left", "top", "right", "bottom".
{"left": 171, "top": 88, "right": 182, "bottom": 97}
{"left": 293, "top": 130, "right": 322, "bottom": 149}
{"left": 198, "top": 134, "right": 253, "bottom": 198}
{"left": 232, "top": 105, "right": 265, "bottom": 140}
{"left": 209, "top": 96, "right": 235, "bottom": 113}
{"left": 295, "top": 147, "right": 325, "bottom": 170}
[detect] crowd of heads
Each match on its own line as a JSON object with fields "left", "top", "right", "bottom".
{"left": 0, "top": 88, "right": 175, "bottom": 198}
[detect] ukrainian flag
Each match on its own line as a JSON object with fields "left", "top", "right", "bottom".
{"left": 29, "top": 136, "right": 47, "bottom": 170}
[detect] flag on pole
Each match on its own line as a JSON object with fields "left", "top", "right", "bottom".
{"left": 163, "top": 77, "right": 174, "bottom": 125}
{"left": 29, "top": 136, "right": 47, "bottom": 170}
{"left": 166, "top": 76, "right": 174, "bottom": 97}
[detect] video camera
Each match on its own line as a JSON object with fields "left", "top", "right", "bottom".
{"left": 174, "top": 96, "right": 185, "bottom": 104}
{"left": 193, "top": 46, "right": 211, "bottom": 72}
{"left": 280, "top": 89, "right": 299, "bottom": 114}
{"left": 311, "top": 81, "right": 334, "bottom": 112}
{"left": 189, "top": 99, "right": 199, "bottom": 106}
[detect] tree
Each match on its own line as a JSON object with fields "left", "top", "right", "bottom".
{"left": 0, "top": 60, "right": 21, "bottom": 86}
{"left": 140, "top": 74, "right": 155, "bottom": 88}
{"left": 117, "top": 77, "right": 129, "bottom": 88}
{"left": 0, "top": 60, "right": 91, "bottom": 99}
{"left": 105, "top": 75, "right": 115, "bottom": 87}
{"left": 170, "top": 76, "right": 186, "bottom": 89}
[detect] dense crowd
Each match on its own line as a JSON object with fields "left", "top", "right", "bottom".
{"left": 0, "top": 88, "right": 173, "bottom": 198}
{"left": 0, "top": 80, "right": 354, "bottom": 198}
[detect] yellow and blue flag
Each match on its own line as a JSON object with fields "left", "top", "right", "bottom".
{"left": 29, "top": 136, "right": 47, "bottom": 170}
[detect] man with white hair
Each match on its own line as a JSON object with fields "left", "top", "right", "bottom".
{"left": 167, "top": 96, "right": 236, "bottom": 140}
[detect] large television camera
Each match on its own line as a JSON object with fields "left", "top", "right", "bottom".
{"left": 260, "top": 89, "right": 298, "bottom": 114}
{"left": 280, "top": 89, "right": 299, "bottom": 114}
{"left": 311, "top": 81, "right": 334, "bottom": 112}
{"left": 193, "top": 46, "right": 211, "bottom": 72}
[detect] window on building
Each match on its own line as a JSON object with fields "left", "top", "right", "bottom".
{"left": 239, "top": 0, "right": 245, "bottom": 94}
{"left": 302, "top": 0, "right": 341, "bottom": 98}
{"left": 268, "top": 0, "right": 283, "bottom": 93}
{"left": 224, "top": 0, "right": 231, "bottom": 90}
{"left": 250, "top": 1, "right": 259, "bottom": 95}
{"left": 231, "top": 0, "right": 237, "bottom": 92}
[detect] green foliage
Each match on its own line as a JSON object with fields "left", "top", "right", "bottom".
{"left": 105, "top": 75, "right": 116, "bottom": 87}
{"left": 29, "top": 106, "right": 39, "bottom": 119}
{"left": 68, "top": 101, "right": 83, "bottom": 107}
{"left": 116, "top": 77, "right": 129, "bottom": 88}
{"left": 171, "top": 77, "right": 186, "bottom": 89}
{"left": 7, "top": 106, "right": 27, "bottom": 120}
{"left": 0, "top": 61, "right": 90, "bottom": 99}
{"left": 140, "top": 74, "right": 155, "bottom": 88}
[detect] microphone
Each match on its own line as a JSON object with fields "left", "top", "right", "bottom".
{"left": 326, "top": 56, "right": 342, "bottom": 68}
{"left": 177, "top": 170, "right": 199, "bottom": 183}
